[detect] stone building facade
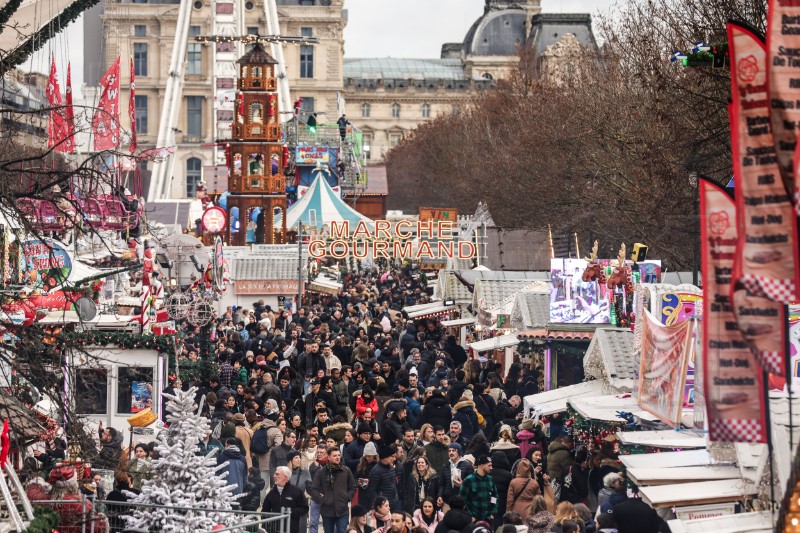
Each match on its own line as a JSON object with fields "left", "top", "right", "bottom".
{"left": 86, "top": 0, "right": 595, "bottom": 199}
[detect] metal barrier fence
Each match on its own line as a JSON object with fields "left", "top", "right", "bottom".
{"left": 8, "top": 497, "right": 290, "bottom": 533}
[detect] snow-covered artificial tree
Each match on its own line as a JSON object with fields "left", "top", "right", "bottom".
{"left": 124, "top": 387, "right": 241, "bottom": 531}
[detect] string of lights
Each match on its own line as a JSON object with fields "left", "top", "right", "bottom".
{"left": 194, "top": 34, "right": 320, "bottom": 45}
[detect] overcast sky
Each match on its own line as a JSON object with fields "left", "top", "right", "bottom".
{"left": 24, "top": 0, "right": 615, "bottom": 90}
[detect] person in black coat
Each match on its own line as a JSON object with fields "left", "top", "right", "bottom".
{"left": 403, "top": 455, "right": 439, "bottom": 513}
{"left": 420, "top": 392, "right": 452, "bottom": 429}
{"left": 380, "top": 404, "right": 409, "bottom": 444}
{"left": 489, "top": 452, "right": 513, "bottom": 529}
{"left": 106, "top": 473, "right": 140, "bottom": 533}
{"left": 451, "top": 399, "right": 480, "bottom": 445}
{"left": 217, "top": 439, "right": 249, "bottom": 496}
{"left": 241, "top": 467, "right": 266, "bottom": 511}
{"left": 433, "top": 496, "right": 474, "bottom": 533}
{"left": 364, "top": 447, "right": 400, "bottom": 511}
{"left": 443, "top": 336, "right": 467, "bottom": 369}
{"left": 262, "top": 466, "right": 308, "bottom": 533}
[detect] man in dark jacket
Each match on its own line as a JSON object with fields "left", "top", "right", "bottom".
{"left": 270, "top": 430, "right": 297, "bottom": 472}
{"left": 241, "top": 467, "right": 266, "bottom": 511}
{"left": 380, "top": 404, "right": 409, "bottom": 444}
{"left": 547, "top": 436, "right": 574, "bottom": 481}
{"left": 217, "top": 438, "right": 248, "bottom": 496}
{"left": 364, "top": 445, "right": 400, "bottom": 511}
{"left": 420, "top": 391, "right": 452, "bottom": 428}
{"left": 443, "top": 336, "right": 467, "bottom": 369}
{"left": 309, "top": 447, "right": 356, "bottom": 533}
{"left": 446, "top": 371, "right": 469, "bottom": 406}
{"left": 344, "top": 425, "right": 371, "bottom": 470}
{"left": 489, "top": 452, "right": 513, "bottom": 528}
{"left": 298, "top": 341, "right": 325, "bottom": 393}
{"left": 438, "top": 443, "right": 473, "bottom": 507}
{"left": 424, "top": 426, "right": 450, "bottom": 474}
{"left": 96, "top": 424, "right": 123, "bottom": 470}
{"left": 197, "top": 429, "right": 223, "bottom": 457}
{"left": 262, "top": 466, "right": 308, "bottom": 533}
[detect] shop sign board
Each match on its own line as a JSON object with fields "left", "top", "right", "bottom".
{"left": 234, "top": 280, "right": 297, "bottom": 295}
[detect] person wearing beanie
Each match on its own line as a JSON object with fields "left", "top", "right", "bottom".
{"left": 345, "top": 423, "right": 372, "bottom": 470}
{"left": 438, "top": 442, "right": 473, "bottom": 507}
{"left": 364, "top": 444, "right": 400, "bottom": 511}
{"left": 460, "top": 455, "right": 497, "bottom": 523}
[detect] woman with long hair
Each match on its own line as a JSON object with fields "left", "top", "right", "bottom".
{"left": 525, "top": 496, "right": 555, "bottom": 533}
{"left": 419, "top": 423, "right": 435, "bottom": 446}
{"left": 551, "top": 501, "right": 583, "bottom": 533}
{"left": 367, "top": 496, "right": 391, "bottom": 530}
{"left": 464, "top": 433, "right": 490, "bottom": 459}
{"left": 300, "top": 435, "right": 319, "bottom": 469}
{"left": 289, "top": 413, "right": 306, "bottom": 443}
{"left": 403, "top": 455, "right": 439, "bottom": 513}
{"left": 127, "top": 443, "right": 151, "bottom": 490}
{"left": 412, "top": 497, "right": 443, "bottom": 533}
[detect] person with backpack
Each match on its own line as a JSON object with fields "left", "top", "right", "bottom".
{"left": 252, "top": 410, "right": 284, "bottom": 489}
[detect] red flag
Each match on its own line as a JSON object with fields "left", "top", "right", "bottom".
{"left": 45, "top": 55, "right": 71, "bottom": 152}
{"left": 701, "top": 179, "right": 767, "bottom": 443}
{"left": 64, "top": 63, "right": 75, "bottom": 153}
{"left": 0, "top": 419, "right": 8, "bottom": 467}
{"left": 129, "top": 57, "right": 137, "bottom": 154}
{"left": 92, "top": 57, "right": 121, "bottom": 151}
{"left": 728, "top": 23, "right": 793, "bottom": 376}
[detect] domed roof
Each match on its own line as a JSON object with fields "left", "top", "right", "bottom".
{"left": 463, "top": 8, "right": 528, "bottom": 56}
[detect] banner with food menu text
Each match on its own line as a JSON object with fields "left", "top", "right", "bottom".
{"left": 701, "top": 179, "right": 767, "bottom": 443}
{"left": 728, "top": 22, "right": 794, "bottom": 376}
{"left": 637, "top": 309, "right": 692, "bottom": 428}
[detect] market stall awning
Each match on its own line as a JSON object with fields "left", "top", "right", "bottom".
{"left": 666, "top": 511, "right": 772, "bottom": 533}
{"left": 441, "top": 318, "right": 476, "bottom": 327}
{"left": 583, "top": 327, "right": 636, "bottom": 391}
{"left": 307, "top": 276, "right": 342, "bottom": 296}
{"left": 467, "top": 334, "right": 519, "bottom": 353}
{"left": 523, "top": 380, "right": 609, "bottom": 417}
{"left": 277, "top": 173, "right": 372, "bottom": 230}
{"left": 404, "top": 301, "right": 455, "bottom": 319}
{"left": 517, "top": 328, "right": 594, "bottom": 341}
{"left": 638, "top": 479, "right": 757, "bottom": 508}
{"left": 568, "top": 394, "right": 659, "bottom": 424}
{"left": 618, "top": 430, "right": 707, "bottom": 449}
{"left": 626, "top": 466, "right": 741, "bottom": 487}
{"left": 620, "top": 449, "right": 712, "bottom": 470}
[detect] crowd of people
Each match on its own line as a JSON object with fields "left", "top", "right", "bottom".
{"left": 24, "top": 267, "right": 670, "bottom": 533}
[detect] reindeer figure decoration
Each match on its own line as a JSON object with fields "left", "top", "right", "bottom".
{"left": 581, "top": 241, "right": 606, "bottom": 284}
{"left": 606, "top": 244, "right": 633, "bottom": 292}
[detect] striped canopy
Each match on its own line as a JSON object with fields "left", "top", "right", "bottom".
{"left": 277, "top": 172, "right": 371, "bottom": 231}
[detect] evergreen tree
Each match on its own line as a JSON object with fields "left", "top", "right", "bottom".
{"left": 124, "top": 387, "right": 242, "bottom": 531}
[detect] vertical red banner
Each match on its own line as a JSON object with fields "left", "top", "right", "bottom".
{"left": 129, "top": 57, "right": 137, "bottom": 154}
{"left": 701, "top": 179, "right": 767, "bottom": 443}
{"left": 768, "top": 0, "right": 800, "bottom": 199}
{"left": 64, "top": 63, "right": 75, "bottom": 153}
{"left": 45, "top": 56, "right": 71, "bottom": 153}
{"left": 92, "top": 57, "right": 121, "bottom": 151}
{"left": 728, "top": 23, "right": 793, "bottom": 376}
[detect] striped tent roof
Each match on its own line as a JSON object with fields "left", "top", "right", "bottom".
{"left": 277, "top": 172, "right": 372, "bottom": 230}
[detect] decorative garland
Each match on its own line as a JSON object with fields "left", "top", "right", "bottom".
{"left": 0, "top": 0, "right": 102, "bottom": 74}
{"left": 0, "top": 0, "right": 23, "bottom": 29}
{"left": 64, "top": 330, "right": 179, "bottom": 353}
{"left": 24, "top": 506, "right": 60, "bottom": 533}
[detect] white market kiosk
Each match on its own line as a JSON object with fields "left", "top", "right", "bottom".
{"left": 67, "top": 343, "right": 166, "bottom": 446}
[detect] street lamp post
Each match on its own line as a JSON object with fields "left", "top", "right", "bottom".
{"left": 689, "top": 172, "right": 699, "bottom": 287}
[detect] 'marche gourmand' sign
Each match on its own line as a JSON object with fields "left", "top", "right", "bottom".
{"left": 308, "top": 220, "right": 476, "bottom": 260}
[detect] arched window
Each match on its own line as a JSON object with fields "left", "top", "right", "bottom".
{"left": 391, "top": 103, "right": 401, "bottom": 118}
{"left": 482, "top": 72, "right": 493, "bottom": 80}
{"left": 422, "top": 103, "right": 431, "bottom": 118}
{"left": 361, "top": 102, "right": 370, "bottom": 118}
{"left": 186, "top": 157, "right": 202, "bottom": 197}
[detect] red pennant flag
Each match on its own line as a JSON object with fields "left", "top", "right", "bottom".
{"left": 129, "top": 57, "right": 137, "bottom": 154}
{"left": 0, "top": 419, "right": 8, "bottom": 467}
{"left": 92, "top": 57, "right": 121, "bottom": 151}
{"left": 45, "top": 55, "right": 71, "bottom": 152}
{"left": 701, "top": 178, "right": 767, "bottom": 443}
{"left": 728, "top": 23, "right": 793, "bottom": 376}
{"left": 64, "top": 63, "right": 75, "bottom": 153}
